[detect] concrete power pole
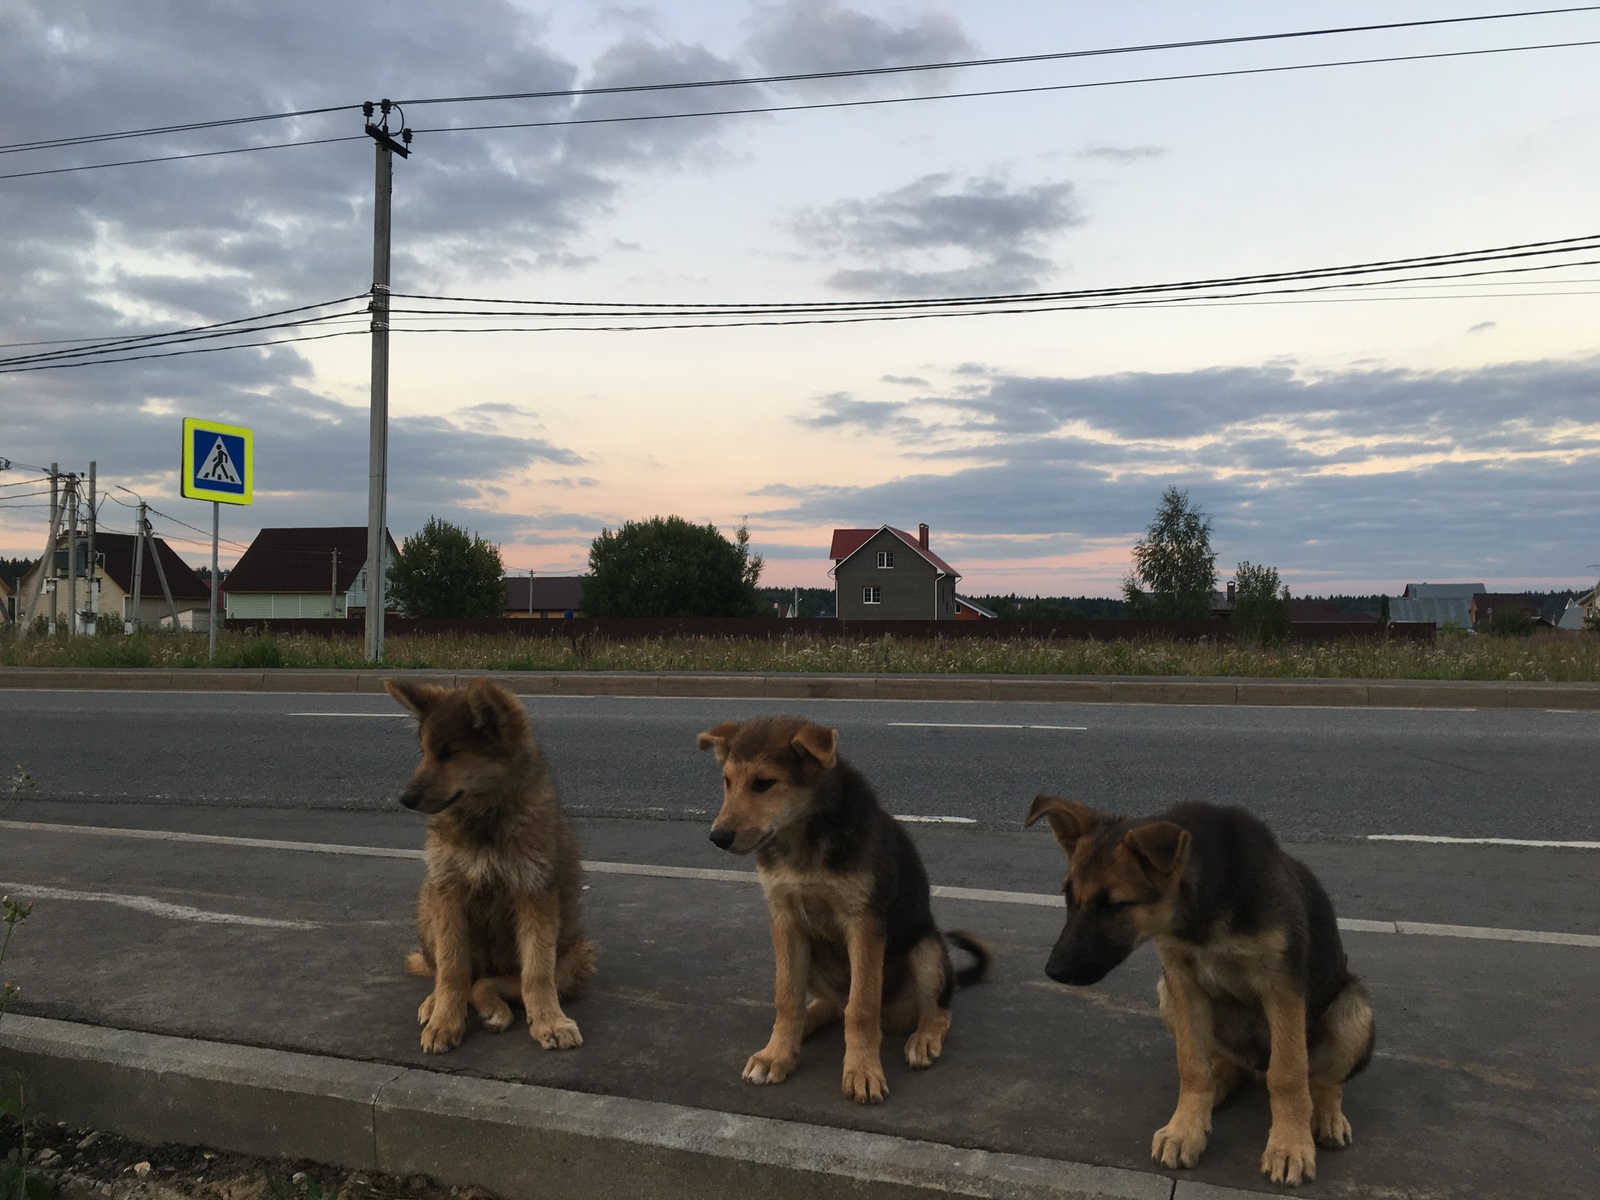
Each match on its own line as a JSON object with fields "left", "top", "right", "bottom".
{"left": 85, "top": 461, "right": 97, "bottom": 635}
{"left": 64, "top": 474, "right": 78, "bottom": 636}
{"left": 18, "top": 462, "right": 60, "bottom": 638}
{"left": 362, "top": 100, "right": 411, "bottom": 663}
{"left": 129, "top": 502, "right": 147, "bottom": 632}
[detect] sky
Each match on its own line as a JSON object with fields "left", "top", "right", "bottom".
{"left": 3, "top": 1, "right": 1599, "bottom": 597}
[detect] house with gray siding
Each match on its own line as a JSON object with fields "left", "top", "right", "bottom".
{"left": 224, "top": 526, "right": 396, "bottom": 619}
{"left": 829, "top": 524, "right": 961, "bottom": 620}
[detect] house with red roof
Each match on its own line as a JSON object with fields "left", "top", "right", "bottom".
{"left": 829, "top": 523, "right": 961, "bottom": 620}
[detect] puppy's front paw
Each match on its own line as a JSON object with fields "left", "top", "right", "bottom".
{"left": 1313, "top": 1106, "right": 1352, "bottom": 1148}
{"left": 841, "top": 1056, "right": 889, "bottom": 1104}
{"left": 1151, "top": 1119, "right": 1208, "bottom": 1169}
{"left": 1261, "top": 1127, "right": 1317, "bottom": 1186}
{"left": 417, "top": 992, "right": 435, "bottom": 1027}
{"left": 529, "top": 1016, "right": 582, "bottom": 1050}
{"left": 743, "top": 1048, "right": 797, "bottom": 1085}
{"left": 904, "top": 1026, "right": 945, "bottom": 1069}
{"left": 420, "top": 1012, "right": 466, "bottom": 1054}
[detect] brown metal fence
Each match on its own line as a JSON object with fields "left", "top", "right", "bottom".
{"left": 224, "top": 615, "right": 1433, "bottom": 643}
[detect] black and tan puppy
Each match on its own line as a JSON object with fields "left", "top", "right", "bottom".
{"left": 386, "top": 677, "right": 596, "bottom": 1054}
{"left": 698, "top": 716, "right": 989, "bottom": 1104}
{"left": 1026, "top": 796, "right": 1373, "bottom": 1187}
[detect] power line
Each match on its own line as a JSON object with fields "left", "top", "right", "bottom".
{"left": 412, "top": 39, "right": 1600, "bottom": 140}
{"left": 0, "top": 135, "right": 366, "bottom": 183}
{"left": 0, "top": 294, "right": 369, "bottom": 358}
{"left": 0, "top": 104, "right": 358, "bottom": 157}
{"left": 387, "top": 235, "right": 1600, "bottom": 315}
{"left": 396, "top": 7, "right": 1600, "bottom": 106}
{"left": 5, "top": 12, "right": 1596, "bottom": 184}
{"left": 0, "top": 328, "right": 365, "bottom": 374}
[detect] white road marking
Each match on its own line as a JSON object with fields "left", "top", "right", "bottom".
{"left": 0, "top": 820, "right": 422, "bottom": 860}
{"left": 288, "top": 712, "right": 410, "bottom": 718}
{"left": 895, "top": 815, "right": 978, "bottom": 825}
{"left": 5, "top": 819, "right": 1598, "bottom": 948}
{"left": 1369, "top": 834, "right": 1600, "bottom": 850}
{"left": 0, "top": 881, "right": 316, "bottom": 929}
{"left": 888, "top": 722, "right": 1087, "bottom": 731}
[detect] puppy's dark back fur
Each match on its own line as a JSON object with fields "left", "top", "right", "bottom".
{"left": 1159, "top": 803, "right": 1353, "bottom": 1021}
{"left": 756, "top": 753, "right": 939, "bottom": 960}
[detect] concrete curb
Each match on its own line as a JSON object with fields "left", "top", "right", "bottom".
{"left": 0, "top": 1014, "right": 1276, "bottom": 1200}
{"left": 3, "top": 666, "right": 1599, "bottom": 709}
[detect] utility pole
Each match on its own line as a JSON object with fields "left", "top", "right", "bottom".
{"left": 63, "top": 474, "right": 80, "bottom": 636}
{"left": 331, "top": 548, "right": 339, "bottom": 618}
{"left": 129, "top": 502, "right": 147, "bottom": 633}
{"left": 142, "top": 511, "right": 182, "bottom": 628}
{"left": 19, "top": 463, "right": 59, "bottom": 638}
{"left": 362, "top": 100, "right": 411, "bottom": 663}
{"left": 85, "top": 461, "right": 97, "bottom": 635}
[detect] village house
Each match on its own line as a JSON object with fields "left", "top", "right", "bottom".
{"left": 503, "top": 575, "right": 585, "bottom": 618}
{"left": 223, "top": 527, "right": 396, "bottom": 620}
{"left": 829, "top": 524, "right": 961, "bottom": 620}
{"left": 15, "top": 530, "right": 210, "bottom": 630}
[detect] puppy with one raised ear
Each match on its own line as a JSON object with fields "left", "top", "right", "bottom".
{"left": 386, "top": 676, "right": 596, "bottom": 1054}
{"left": 1025, "top": 796, "right": 1374, "bottom": 1188}
{"left": 698, "top": 715, "right": 989, "bottom": 1105}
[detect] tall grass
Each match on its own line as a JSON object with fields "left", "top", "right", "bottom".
{"left": 2, "top": 629, "right": 1599, "bottom": 680}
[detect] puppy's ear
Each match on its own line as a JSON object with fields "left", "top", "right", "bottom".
{"left": 465, "top": 676, "right": 516, "bottom": 735}
{"left": 696, "top": 720, "right": 742, "bottom": 764}
{"left": 1024, "top": 795, "right": 1100, "bottom": 856}
{"left": 385, "top": 679, "right": 445, "bottom": 720}
{"left": 790, "top": 723, "right": 838, "bottom": 771}
{"left": 1123, "top": 821, "right": 1191, "bottom": 890}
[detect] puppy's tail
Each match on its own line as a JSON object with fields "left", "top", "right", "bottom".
{"left": 946, "top": 931, "right": 992, "bottom": 988}
{"left": 404, "top": 950, "right": 432, "bottom": 978}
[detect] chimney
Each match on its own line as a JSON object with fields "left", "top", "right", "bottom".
{"left": 918, "top": 523, "right": 929, "bottom": 550}
{"left": 1226, "top": 580, "right": 1236, "bottom": 605}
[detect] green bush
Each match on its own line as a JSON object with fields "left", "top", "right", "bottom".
{"left": 1484, "top": 606, "right": 1535, "bottom": 638}
{"left": 232, "top": 636, "right": 285, "bottom": 669}
{"left": 1231, "top": 562, "right": 1292, "bottom": 647}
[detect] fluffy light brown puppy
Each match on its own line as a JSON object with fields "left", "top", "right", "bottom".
{"left": 386, "top": 676, "right": 595, "bottom": 1054}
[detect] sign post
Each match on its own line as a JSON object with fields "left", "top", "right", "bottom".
{"left": 181, "top": 417, "right": 253, "bottom": 662}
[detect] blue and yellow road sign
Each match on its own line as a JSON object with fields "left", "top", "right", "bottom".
{"left": 181, "top": 418, "right": 253, "bottom": 505}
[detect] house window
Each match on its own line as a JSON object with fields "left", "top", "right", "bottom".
{"left": 877, "top": 551, "right": 894, "bottom": 568}
{"left": 863, "top": 586, "right": 882, "bottom": 605}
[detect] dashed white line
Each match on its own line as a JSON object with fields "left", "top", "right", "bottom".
{"left": 5, "top": 819, "right": 1598, "bottom": 949}
{"left": 288, "top": 711, "right": 409, "bottom": 718}
{"left": 1369, "top": 834, "right": 1600, "bottom": 850}
{"left": 895, "top": 815, "right": 978, "bottom": 825}
{"left": 888, "top": 722, "right": 1088, "bottom": 731}
{"left": 0, "top": 881, "right": 317, "bottom": 929}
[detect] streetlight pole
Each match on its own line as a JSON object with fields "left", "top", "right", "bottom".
{"left": 362, "top": 100, "right": 410, "bottom": 663}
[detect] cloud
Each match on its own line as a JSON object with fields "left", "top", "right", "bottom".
{"left": 762, "top": 356, "right": 1600, "bottom": 581}
{"left": 792, "top": 172, "right": 1082, "bottom": 295}
{"left": 881, "top": 374, "right": 929, "bottom": 386}
{"left": 744, "top": 1, "right": 973, "bottom": 94}
{"left": 1078, "top": 145, "right": 1169, "bottom": 164}
{"left": 1468, "top": 321, "right": 1497, "bottom": 334}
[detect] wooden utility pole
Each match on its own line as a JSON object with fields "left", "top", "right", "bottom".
{"left": 19, "top": 463, "right": 59, "bottom": 638}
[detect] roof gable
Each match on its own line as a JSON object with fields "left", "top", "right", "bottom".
{"left": 225, "top": 527, "right": 394, "bottom": 594}
{"left": 830, "top": 525, "right": 959, "bottom": 578}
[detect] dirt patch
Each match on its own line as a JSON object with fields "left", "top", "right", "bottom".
{"left": 1, "top": 1116, "right": 497, "bottom": 1200}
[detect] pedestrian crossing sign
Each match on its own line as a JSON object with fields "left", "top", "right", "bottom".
{"left": 181, "top": 417, "right": 253, "bottom": 505}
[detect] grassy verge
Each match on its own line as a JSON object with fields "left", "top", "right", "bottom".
{"left": 2, "top": 629, "right": 1599, "bottom": 680}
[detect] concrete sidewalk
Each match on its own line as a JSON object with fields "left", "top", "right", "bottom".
{"left": 4, "top": 665, "right": 1600, "bottom": 709}
{"left": 1, "top": 813, "right": 1596, "bottom": 1199}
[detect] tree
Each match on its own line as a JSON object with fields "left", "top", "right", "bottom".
{"left": 1483, "top": 604, "right": 1535, "bottom": 638}
{"left": 583, "top": 515, "right": 765, "bottom": 617}
{"left": 387, "top": 517, "right": 506, "bottom": 618}
{"left": 1122, "top": 487, "right": 1217, "bottom": 620}
{"left": 1231, "top": 561, "right": 1292, "bottom": 647}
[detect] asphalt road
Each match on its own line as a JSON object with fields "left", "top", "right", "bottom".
{"left": 3, "top": 689, "right": 1598, "bottom": 841}
{"left": 2, "top": 687, "right": 1598, "bottom": 1197}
